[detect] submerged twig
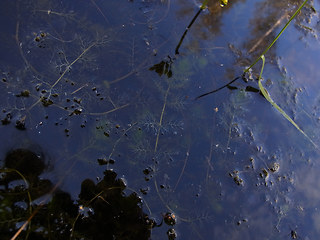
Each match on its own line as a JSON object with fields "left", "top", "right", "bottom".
{"left": 153, "top": 0, "right": 171, "bottom": 24}
{"left": 108, "top": 123, "right": 137, "bottom": 161}
{"left": 50, "top": 42, "right": 96, "bottom": 89}
{"left": 154, "top": 86, "right": 170, "bottom": 152}
{"left": 195, "top": 75, "right": 242, "bottom": 99}
{"left": 87, "top": 103, "right": 129, "bottom": 116}
{"left": 150, "top": 1, "right": 208, "bottom": 78}
{"left": 175, "top": 8, "right": 203, "bottom": 55}
{"left": 90, "top": 0, "right": 110, "bottom": 24}
{"left": 175, "top": 0, "right": 210, "bottom": 55}
{"left": 173, "top": 148, "right": 190, "bottom": 192}
{"left": 11, "top": 207, "right": 40, "bottom": 240}
{"left": 15, "top": 21, "right": 41, "bottom": 76}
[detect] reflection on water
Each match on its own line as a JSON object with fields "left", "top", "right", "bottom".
{"left": 1, "top": 0, "right": 320, "bottom": 239}
{"left": 0, "top": 149, "right": 153, "bottom": 239}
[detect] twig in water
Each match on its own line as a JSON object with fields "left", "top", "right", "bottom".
{"left": 195, "top": 75, "right": 242, "bottom": 99}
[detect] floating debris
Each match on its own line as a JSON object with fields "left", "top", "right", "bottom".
{"left": 220, "top": 0, "right": 228, "bottom": 7}
{"left": 15, "top": 115, "right": 26, "bottom": 130}
{"left": 229, "top": 170, "right": 244, "bottom": 186}
{"left": 167, "top": 228, "right": 177, "bottom": 240}
{"left": 269, "top": 162, "right": 280, "bottom": 173}
{"left": 163, "top": 212, "right": 176, "bottom": 226}
{"left": 16, "top": 90, "right": 30, "bottom": 97}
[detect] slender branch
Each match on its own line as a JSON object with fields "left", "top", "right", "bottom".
{"left": 87, "top": 103, "right": 129, "bottom": 116}
{"left": 154, "top": 86, "right": 170, "bottom": 152}
{"left": 51, "top": 43, "right": 96, "bottom": 89}
{"left": 175, "top": 8, "right": 203, "bottom": 55}
{"left": 90, "top": 0, "right": 110, "bottom": 24}
{"left": 195, "top": 76, "right": 241, "bottom": 99}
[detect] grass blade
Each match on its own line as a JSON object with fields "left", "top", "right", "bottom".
{"left": 245, "top": 0, "right": 309, "bottom": 73}
{"left": 258, "top": 55, "right": 318, "bottom": 149}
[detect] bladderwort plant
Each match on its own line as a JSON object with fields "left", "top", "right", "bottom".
{"left": 197, "top": 0, "right": 318, "bottom": 149}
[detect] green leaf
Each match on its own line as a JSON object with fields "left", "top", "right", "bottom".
{"left": 258, "top": 55, "right": 318, "bottom": 149}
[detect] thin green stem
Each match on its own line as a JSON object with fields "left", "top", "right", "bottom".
{"left": 258, "top": 55, "right": 318, "bottom": 149}
{"left": 244, "top": 0, "right": 309, "bottom": 73}
{"left": 200, "top": 0, "right": 209, "bottom": 9}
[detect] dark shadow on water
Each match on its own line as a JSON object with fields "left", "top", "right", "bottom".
{"left": 0, "top": 148, "right": 154, "bottom": 240}
{"left": 76, "top": 171, "right": 153, "bottom": 240}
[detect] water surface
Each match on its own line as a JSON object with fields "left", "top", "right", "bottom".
{"left": 1, "top": 0, "right": 320, "bottom": 239}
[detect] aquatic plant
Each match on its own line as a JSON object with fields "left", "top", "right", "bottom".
{"left": 197, "top": 0, "right": 318, "bottom": 148}
{"left": 1, "top": 0, "right": 319, "bottom": 239}
{"left": 258, "top": 55, "right": 318, "bottom": 148}
{"left": 243, "top": 0, "right": 310, "bottom": 74}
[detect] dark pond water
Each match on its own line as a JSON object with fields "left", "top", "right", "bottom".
{"left": 1, "top": 0, "right": 320, "bottom": 239}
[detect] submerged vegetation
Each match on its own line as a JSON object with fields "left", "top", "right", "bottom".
{"left": 0, "top": 0, "right": 320, "bottom": 239}
{"left": 197, "top": 0, "right": 319, "bottom": 148}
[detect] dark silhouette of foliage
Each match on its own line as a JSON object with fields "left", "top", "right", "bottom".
{"left": 0, "top": 149, "right": 153, "bottom": 240}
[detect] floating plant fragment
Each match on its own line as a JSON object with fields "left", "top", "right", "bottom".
{"left": 220, "top": 0, "right": 228, "bottom": 8}
{"left": 258, "top": 55, "right": 318, "bottom": 149}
